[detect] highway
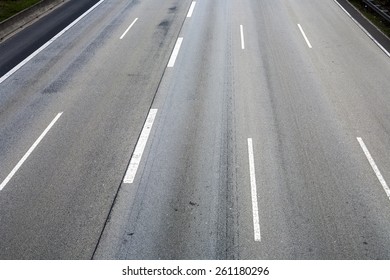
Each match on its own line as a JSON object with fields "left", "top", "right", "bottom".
{"left": 1, "top": 0, "right": 390, "bottom": 259}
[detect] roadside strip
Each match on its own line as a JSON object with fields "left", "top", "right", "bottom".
{"left": 0, "top": 0, "right": 65, "bottom": 41}
{"left": 334, "top": 0, "right": 390, "bottom": 58}
{"left": 0, "top": 0, "right": 106, "bottom": 85}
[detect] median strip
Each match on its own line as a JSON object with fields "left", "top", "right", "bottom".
{"left": 0, "top": 0, "right": 106, "bottom": 85}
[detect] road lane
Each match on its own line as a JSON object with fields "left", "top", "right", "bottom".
{"left": 95, "top": 0, "right": 238, "bottom": 259}
{"left": 0, "top": 0, "right": 192, "bottom": 259}
{"left": 96, "top": 0, "right": 390, "bottom": 260}
{"left": 1, "top": 0, "right": 390, "bottom": 260}
{"left": 233, "top": 0, "right": 390, "bottom": 259}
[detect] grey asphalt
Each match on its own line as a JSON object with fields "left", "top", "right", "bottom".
{"left": 0, "top": 0, "right": 101, "bottom": 77}
{"left": 1, "top": 0, "right": 390, "bottom": 260}
{"left": 0, "top": 0, "right": 192, "bottom": 259}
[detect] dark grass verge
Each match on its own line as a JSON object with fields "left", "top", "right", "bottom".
{"left": 0, "top": 0, "right": 42, "bottom": 22}
{"left": 348, "top": 0, "right": 390, "bottom": 38}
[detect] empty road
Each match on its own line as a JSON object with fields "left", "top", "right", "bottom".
{"left": 1, "top": 0, "right": 390, "bottom": 259}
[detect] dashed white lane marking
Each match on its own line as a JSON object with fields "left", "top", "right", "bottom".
{"left": 0, "top": 0, "right": 106, "bottom": 85}
{"left": 167, "top": 37, "right": 183, "bottom": 68}
{"left": 0, "top": 112, "right": 63, "bottom": 191}
{"left": 333, "top": 0, "right": 390, "bottom": 58}
{"left": 297, "top": 23, "right": 313, "bottom": 49}
{"left": 120, "top": 18, "right": 138, "bottom": 40}
{"left": 248, "top": 138, "right": 261, "bottom": 242}
{"left": 357, "top": 137, "right": 390, "bottom": 200}
{"left": 240, "top": 25, "right": 245, "bottom": 50}
{"left": 123, "top": 109, "right": 158, "bottom": 184}
{"left": 187, "top": 1, "right": 196, "bottom": 18}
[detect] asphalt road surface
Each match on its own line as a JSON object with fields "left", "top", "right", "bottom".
{"left": 1, "top": 0, "right": 390, "bottom": 259}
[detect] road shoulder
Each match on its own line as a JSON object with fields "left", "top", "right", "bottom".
{"left": 0, "top": 0, "right": 67, "bottom": 42}
{"left": 335, "top": 0, "right": 390, "bottom": 56}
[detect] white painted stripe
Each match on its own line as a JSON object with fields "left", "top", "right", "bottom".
{"left": 124, "top": 109, "right": 158, "bottom": 184}
{"left": 240, "top": 25, "right": 245, "bottom": 50}
{"left": 187, "top": 1, "right": 196, "bottom": 18}
{"left": 0, "top": 0, "right": 106, "bottom": 85}
{"left": 247, "top": 138, "right": 261, "bottom": 242}
{"left": 120, "top": 18, "right": 138, "bottom": 40}
{"left": 0, "top": 113, "right": 63, "bottom": 191}
{"left": 333, "top": 0, "right": 390, "bottom": 58}
{"left": 357, "top": 137, "right": 390, "bottom": 200}
{"left": 167, "top": 37, "right": 183, "bottom": 68}
{"left": 297, "top": 24, "right": 312, "bottom": 49}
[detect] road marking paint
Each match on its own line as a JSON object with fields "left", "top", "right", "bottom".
{"left": 333, "top": 0, "right": 390, "bottom": 58}
{"left": 120, "top": 18, "right": 138, "bottom": 40}
{"left": 297, "top": 24, "right": 312, "bottom": 49}
{"left": 167, "top": 37, "right": 183, "bottom": 68}
{"left": 0, "top": 112, "right": 63, "bottom": 191}
{"left": 0, "top": 0, "right": 106, "bottom": 85}
{"left": 357, "top": 137, "right": 390, "bottom": 200}
{"left": 240, "top": 25, "right": 245, "bottom": 50}
{"left": 248, "top": 138, "right": 261, "bottom": 242}
{"left": 123, "top": 109, "right": 158, "bottom": 184}
{"left": 187, "top": 1, "right": 196, "bottom": 18}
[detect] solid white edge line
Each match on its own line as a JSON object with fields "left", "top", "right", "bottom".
{"left": 120, "top": 18, "right": 138, "bottom": 40}
{"left": 357, "top": 137, "right": 390, "bottom": 200}
{"left": 333, "top": 0, "right": 390, "bottom": 58}
{"left": 297, "top": 24, "right": 313, "bottom": 49}
{"left": 248, "top": 138, "right": 261, "bottom": 242}
{"left": 240, "top": 25, "right": 245, "bottom": 50}
{"left": 167, "top": 37, "right": 183, "bottom": 68}
{"left": 123, "top": 109, "right": 158, "bottom": 184}
{"left": 0, "top": 0, "right": 106, "bottom": 85}
{"left": 187, "top": 1, "right": 196, "bottom": 18}
{"left": 0, "top": 112, "right": 63, "bottom": 191}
